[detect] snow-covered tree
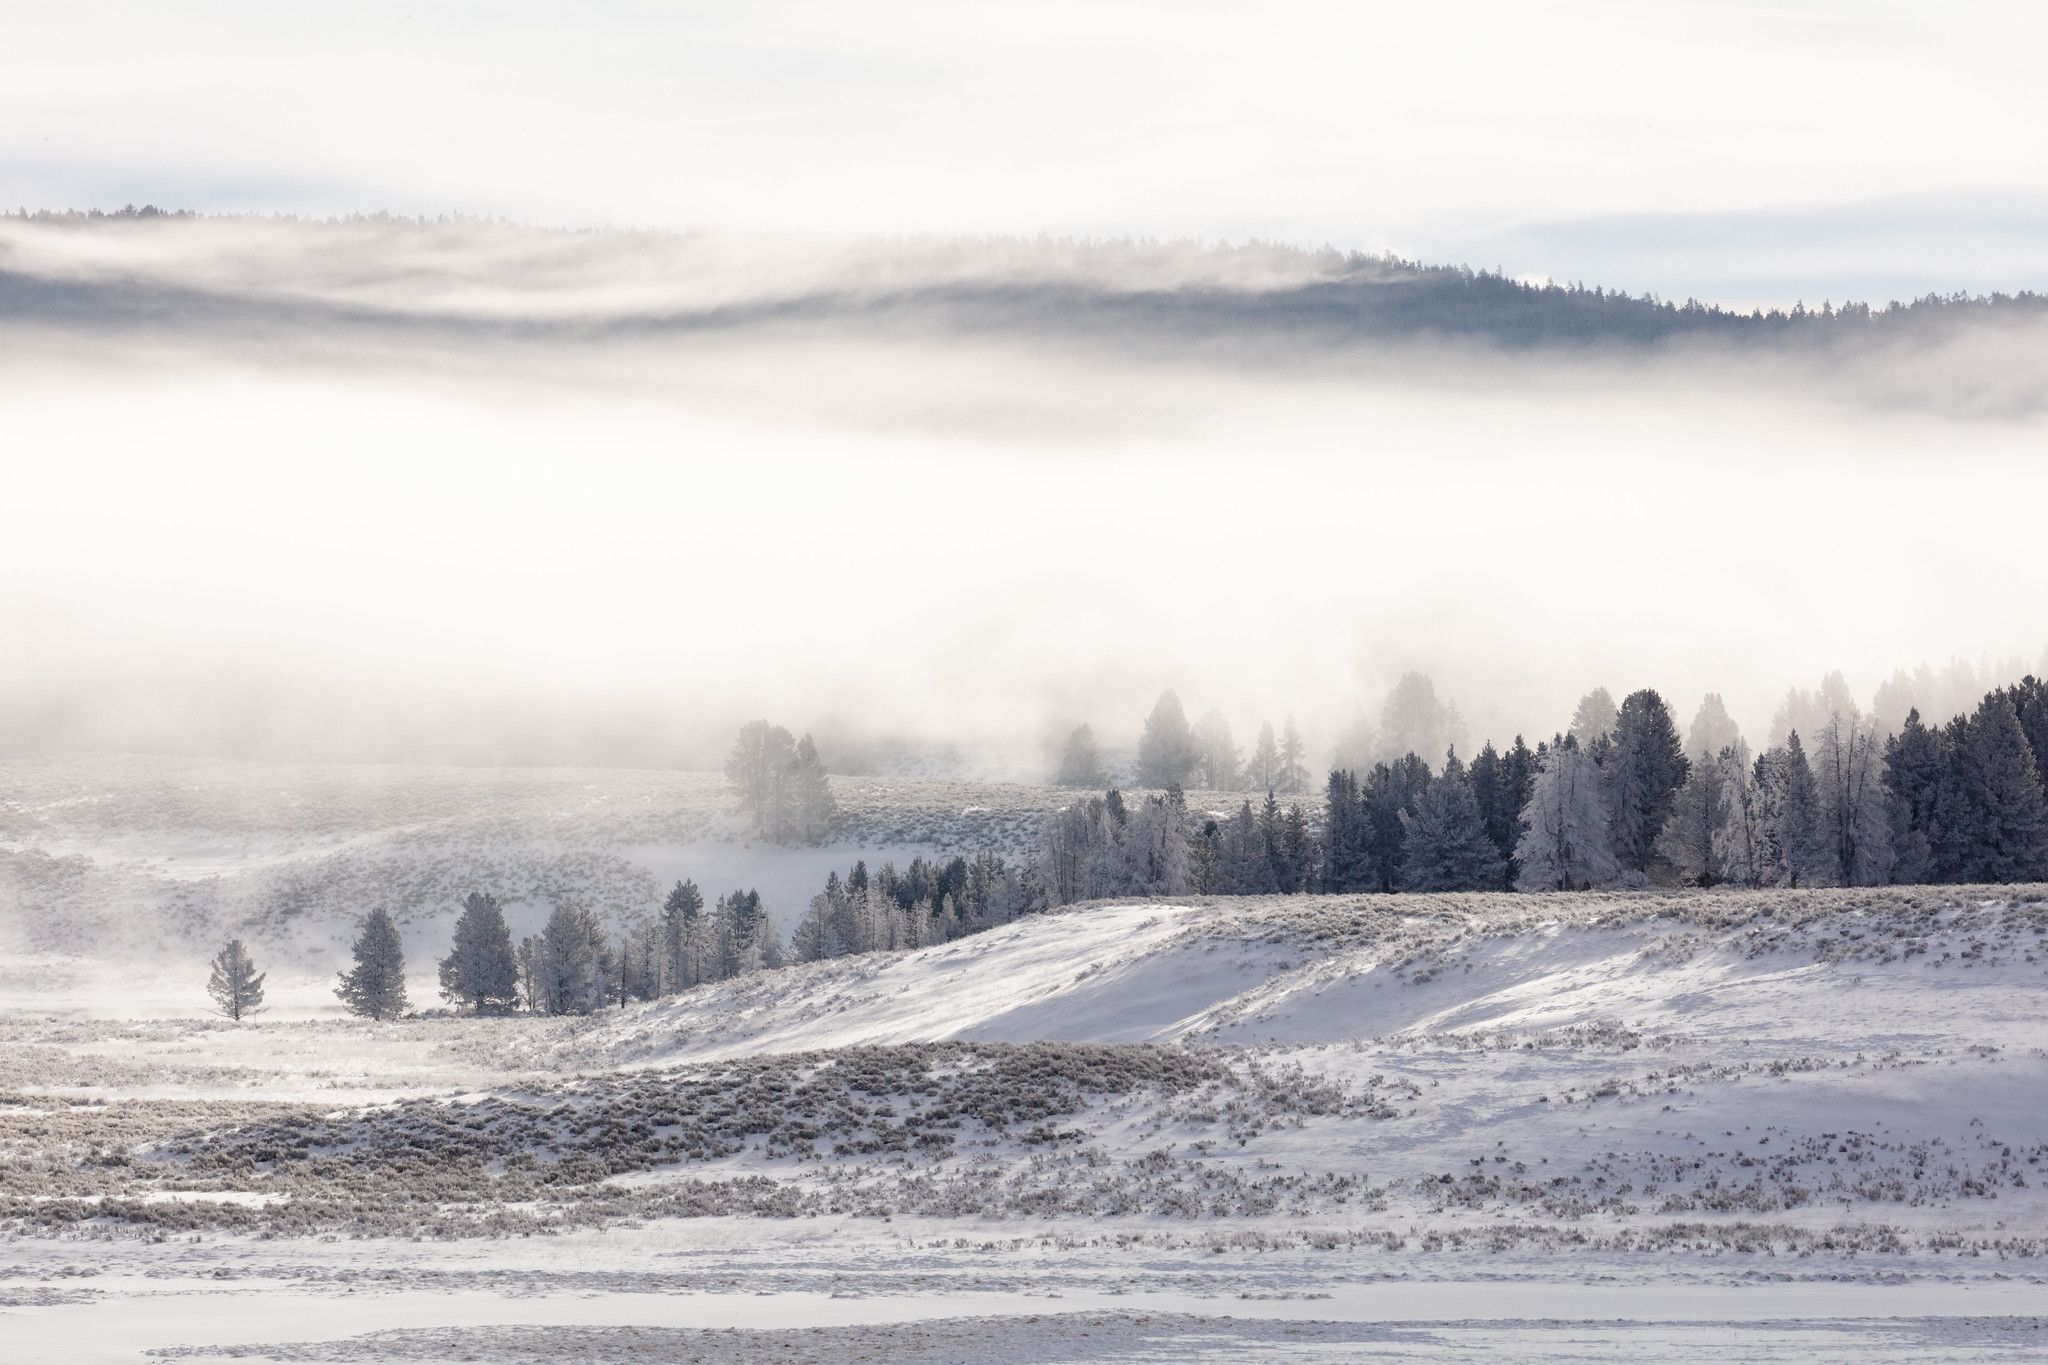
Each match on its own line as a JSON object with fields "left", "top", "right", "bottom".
{"left": 207, "top": 939, "right": 266, "bottom": 1021}
{"left": 1605, "top": 689, "right": 1690, "bottom": 875}
{"left": 1246, "top": 722, "right": 1282, "bottom": 793}
{"left": 1400, "top": 752, "right": 1506, "bottom": 892}
{"left": 659, "top": 879, "right": 707, "bottom": 991}
{"left": 725, "top": 720, "right": 798, "bottom": 838}
{"left": 1568, "top": 687, "right": 1618, "bottom": 747}
{"left": 791, "top": 734, "right": 838, "bottom": 844}
{"left": 1712, "top": 743, "right": 1771, "bottom": 888}
{"left": 1053, "top": 724, "right": 1108, "bottom": 787}
{"left": 1658, "top": 751, "right": 1731, "bottom": 885}
{"left": 1119, "top": 787, "right": 1192, "bottom": 895}
{"left": 538, "top": 901, "right": 613, "bottom": 1015}
{"left": 1514, "top": 739, "right": 1617, "bottom": 891}
{"left": 1277, "top": 716, "right": 1308, "bottom": 794}
{"left": 1811, "top": 712, "right": 1894, "bottom": 886}
{"left": 1685, "top": 693, "right": 1743, "bottom": 766}
{"left": 336, "top": 908, "right": 409, "bottom": 1020}
{"left": 1136, "top": 690, "right": 1199, "bottom": 788}
{"left": 1191, "top": 710, "right": 1241, "bottom": 790}
{"left": 438, "top": 892, "right": 518, "bottom": 1014}
{"left": 1954, "top": 691, "right": 2048, "bottom": 882}
{"left": 1763, "top": 733, "right": 1823, "bottom": 887}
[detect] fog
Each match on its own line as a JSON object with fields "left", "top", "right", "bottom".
{"left": 1, "top": 216, "right": 2043, "bottom": 779}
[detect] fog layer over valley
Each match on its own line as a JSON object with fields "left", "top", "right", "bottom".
{"left": 3, "top": 214, "right": 2046, "bottom": 775}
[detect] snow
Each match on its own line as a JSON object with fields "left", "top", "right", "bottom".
{"left": 5, "top": 758, "right": 2048, "bottom": 1360}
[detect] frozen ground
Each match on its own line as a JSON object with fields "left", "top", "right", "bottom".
{"left": 3, "top": 761, "right": 2047, "bottom": 1360}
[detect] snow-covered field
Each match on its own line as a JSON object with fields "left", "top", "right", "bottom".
{"left": 4, "top": 760, "right": 2048, "bottom": 1360}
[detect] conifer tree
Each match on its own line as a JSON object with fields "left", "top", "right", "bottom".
{"left": 660, "top": 879, "right": 705, "bottom": 990}
{"left": 207, "top": 939, "right": 266, "bottom": 1021}
{"left": 1955, "top": 691, "right": 2048, "bottom": 882}
{"left": 1770, "top": 733, "right": 1823, "bottom": 887}
{"left": 1136, "top": 690, "right": 1199, "bottom": 788}
{"left": 1320, "top": 769, "right": 1370, "bottom": 892}
{"left": 1713, "top": 743, "right": 1771, "bottom": 887}
{"left": 791, "top": 734, "right": 838, "bottom": 844}
{"left": 1400, "top": 752, "right": 1506, "bottom": 892}
{"left": 1684, "top": 693, "right": 1743, "bottom": 766}
{"left": 539, "top": 902, "right": 612, "bottom": 1015}
{"left": 336, "top": 908, "right": 409, "bottom": 1020}
{"left": 1569, "top": 688, "right": 1618, "bottom": 747}
{"left": 438, "top": 892, "right": 518, "bottom": 1014}
{"left": 1658, "top": 755, "right": 1730, "bottom": 885}
{"left": 1277, "top": 717, "right": 1308, "bottom": 794}
{"left": 1054, "top": 724, "right": 1108, "bottom": 787}
{"left": 1882, "top": 709, "right": 1948, "bottom": 884}
{"left": 725, "top": 720, "right": 798, "bottom": 839}
{"left": 1514, "top": 737, "right": 1617, "bottom": 891}
{"left": 1247, "top": 722, "right": 1282, "bottom": 793}
{"left": 1605, "top": 689, "right": 1690, "bottom": 875}
{"left": 1191, "top": 710, "right": 1241, "bottom": 790}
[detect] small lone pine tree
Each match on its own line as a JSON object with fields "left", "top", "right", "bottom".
{"left": 438, "top": 892, "right": 519, "bottom": 1014}
{"left": 207, "top": 939, "right": 266, "bottom": 1020}
{"left": 336, "top": 908, "right": 410, "bottom": 1020}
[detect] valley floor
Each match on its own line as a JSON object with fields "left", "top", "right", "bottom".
{"left": 4, "top": 884, "right": 2047, "bottom": 1361}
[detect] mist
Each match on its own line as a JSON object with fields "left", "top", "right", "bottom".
{"left": 1, "top": 213, "right": 2044, "bottom": 780}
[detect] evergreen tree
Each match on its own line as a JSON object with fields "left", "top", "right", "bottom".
{"left": 1658, "top": 754, "right": 1731, "bottom": 885}
{"left": 791, "top": 734, "right": 838, "bottom": 844}
{"left": 1054, "top": 724, "right": 1108, "bottom": 787}
{"left": 1277, "top": 716, "right": 1308, "bottom": 794}
{"left": 1882, "top": 709, "right": 1948, "bottom": 884}
{"left": 1470, "top": 738, "right": 1534, "bottom": 889}
{"left": 1954, "top": 691, "right": 2048, "bottom": 882}
{"left": 1361, "top": 756, "right": 1429, "bottom": 892}
{"left": 2005, "top": 677, "right": 2048, "bottom": 778}
{"left": 1247, "top": 722, "right": 1282, "bottom": 792}
{"left": 1770, "top": 733, "right": 1823, "bottom": 887}
{"left": 207, "top": 939, "right": 266, "bottom": 1021}
{"left": 1319, "top": 769, "right": 1370, "bottom": 892}
{"left": 1713, "top": 743, "right": 1771, "bottom": 888}
{"left": 336, "top": 908, "right": 409, "bottom": 1020}
{"left": 1136, "top": 690, "right": 1199, "bottom": 788}
{"left": 540, "top": 902, "right": 612, "bottom": 1015}
{"left": 1400, "top": 752, "right": 1506, "bottom": 892}
{"left": 725, "top": 720, "right": 798, "bottom": 839}
{"left": 1191, "top": 710, "right": 1241, "bottom": 789}
{"left": 660, "top": 879, "right": 706, "bottom": 990}
{"left": 1605, "top": 689, "right": 1690, "bottom": 875}
{"left": 1685, "top": 693, "right": 1743, "bottom": 766}
{"left": 1569, "top": 687, "right": 1618, "bottom": 747}
{"left": 1514, "top": 737, "right": 1617, "bottom": 891}
{"left": 1121, "top": 787, "right": 1192, "bottom": 894}
{"left": 438, "top": 892, "right": 518, "bottom": 1014}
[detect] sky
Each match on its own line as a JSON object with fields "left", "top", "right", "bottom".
{"left": 1, "top": 3, "right": 2045, "bottom": 777}
{"left": 6, "top": 2, "right": 2048, "bottom": 305}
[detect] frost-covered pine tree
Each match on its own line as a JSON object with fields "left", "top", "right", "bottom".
{"left": 1400, "top": 752, "right": 1506, "bottom": 892}
{"left": 1247, "top": 722, "right": 1282, "bottom": 793}
{"left": 207, "top": 939, "right": 266, "bottom": 1021}
{"left": 1120, "top": 787, "right": 1192, "bottom": 894}
{"left": 1658, "top": 751, "right": 1732, "bottom": 886}
{"left": 791, "top": 734, "right": 838, "bottom": 844}
{"left": 1767, "top": 733, "right": 1823, "bottom": 887}
{"left": 1053, "top": 724, "right": 1108, "bottom": 788}
{"left": 1136, "top": 690, "right": 1199, "bottom": 789}
{"left": 1191, "top": 710, "right": 1241, "bottom": 790}
{"left": 1882, "top": 709, "right": 1948, "bottom": 884}
{"left": 725, "top": 720, "right": 797, "bottom": 839}
{"left": 438, "top": 892, "right": 519, "bottom": 1014}
{"left": 1514, "top": 739, "right": 1617, "bottom": 891}
{"left": 659, "top": 879, "right": 706, "bottom": 990}
{"left": 336, "top": 908, "right": 409, "bottom": 1020}
{"left": 1605, "top": 690, "right": 1690, "bottom": 876}
{"left": 1277, "top": 716, "right": 1308, "bottom": 794}
{"left": 539, "top": 901, "right": 612, "bottom": 1015}
{"left": 1712, "top": 743, "right": 1771, "bottom": 888}
{"left": 1569, "top": 687, "right": 1618, "bottom": 748}
{"left": 1955, "top": 691, "right": 2048, "bottom": 882}
{"left": 1685, "top": 693, "right": 1743, "bottom": 767}
{"left": 792, "top": 872, "right": 845, "bottom": 963}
